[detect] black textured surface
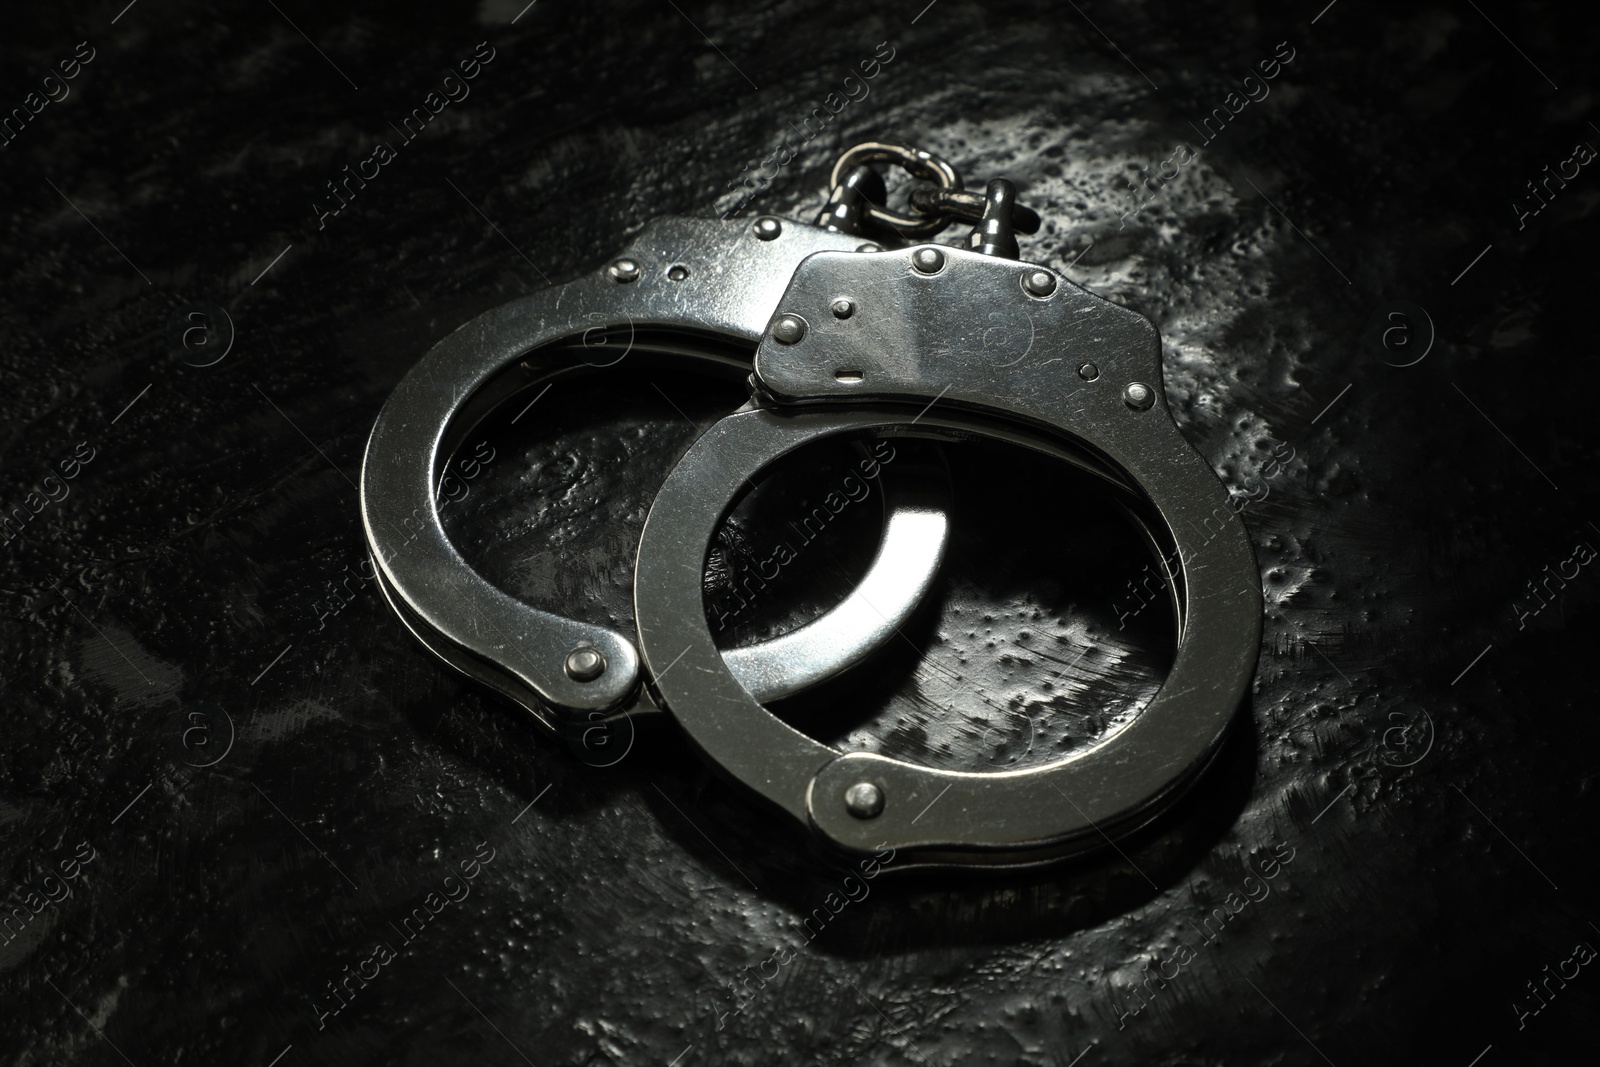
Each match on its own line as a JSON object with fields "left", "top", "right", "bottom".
{"left": 3, "top": 1, "right": 1598, "bottom": 1065}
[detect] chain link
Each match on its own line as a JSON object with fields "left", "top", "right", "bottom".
{"left": 825, "top": 142, "right": 1041, "bottom": 242}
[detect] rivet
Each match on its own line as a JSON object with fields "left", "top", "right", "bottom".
{"left": 754, "top": 217, "right": 783, "bottom": 240}
{"left": 772, "top": 314, "right": 807, "bottom": 345}
{"left": 667, "top": 265, "right": 689, "bottom": 281}
{"left": 1123, "top": 382, "right": 1155, "bottom": 411}
{"left": 1078, "top": 362, "right": 1100, "bottom": 381}
{"left": 564, "top": 645, "right": 607, "bottom": 682}
{"left": 831, "top": 298, "right": 855, "bottom": 319}
{"left": 1023, "top": 270, "right": 1058, "bottom": 298}
{"left": 856, "top": 243, "right": 882, "bottom": 253}
{"left": 608, "top": 259, "right": 640, "bottom": 283}
{"left": 844, "top": 781, "right": 884, "bottom": 819}
{"left": 912, "top": 247, "right": 946, "bottom": 274}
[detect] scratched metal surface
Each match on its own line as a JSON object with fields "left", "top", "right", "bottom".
{"left": 2, "top": 1, "right": 1597, "bottom": 1064}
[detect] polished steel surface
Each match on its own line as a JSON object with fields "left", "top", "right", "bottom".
{"left": 721, "top": 452, "right": 951, "bottom": 702}
{"left": 633, "top": 244, "right": 1262, "bottom": 868}
{"left": 360, "top": 216, "right": 954, "bottom": 733}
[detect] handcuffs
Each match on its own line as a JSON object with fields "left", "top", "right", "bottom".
{"left": 361, "top": 142, "right": 1262, "bottom": 871}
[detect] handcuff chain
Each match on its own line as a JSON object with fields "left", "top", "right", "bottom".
{"left": 819, "top": 142, "right": 1043, "bottom": 251}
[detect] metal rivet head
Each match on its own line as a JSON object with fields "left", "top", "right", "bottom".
{"left": 754, "top": 217, "right": 782, "bottom": 240}
{"left": 1023, "top": 270, "right": 1058, "bottom": 298}
{"left": 911, "top": 247, "right": 945, "bottom": 274}
{"left": 564, "top": 645, "right": 606, "bottom": 682}
{"left": 1123, "top": 382, "right": 1155, "bottom": 411}
{"left": 667, "top": 265, "right": 689, "bottom": 281}
{"left": 772, "top": 314, "right": 807, "bottom": 345}
{"left": 1078, "top": 362, "right": 1100, "bottom": 381}
{"left": 856, "top": 243, "right": 882, "bottom": 253}
{"left": 831, "top": 298, "right": 855, "bottom": 320}
{"left": 843, "top": 782, "right": 884, "bottom": 819}
{"left": 608, "top": 259, "right": 640, "bottom": 283}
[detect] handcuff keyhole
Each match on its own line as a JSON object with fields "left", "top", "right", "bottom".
{"left": 834, "top": 369, "right": 864, "bottom": 384}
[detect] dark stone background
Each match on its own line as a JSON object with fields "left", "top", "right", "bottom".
{"left": 2, "top": 0, "right": 1597, "bottom": 1064}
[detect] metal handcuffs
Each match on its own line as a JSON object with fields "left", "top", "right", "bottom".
{"left": 362, "top": 145, "right": 1262, "bottom": 871}
{"left": 359, "top": 213, "right": 952, "bottom": 736}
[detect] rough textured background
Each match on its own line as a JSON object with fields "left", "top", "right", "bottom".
{"left": 2, "top": 1, "right": 1598, "bottom": 1064}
